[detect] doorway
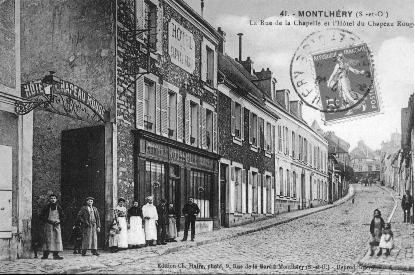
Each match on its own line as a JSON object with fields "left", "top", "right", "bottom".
{"left": 219, "top": 163, "right": 228, "bottom": 227}
{"left": 61, "top": 125, "right": 105, "bottom": 248}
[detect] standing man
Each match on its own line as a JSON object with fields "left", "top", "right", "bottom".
{"left": 77, "top": 197, "right": 101, "bottom": 256}
{"left": 402, "top": 190, "right": 413, "bottom": 223}
{"left": 142, "top": 196, "right": 158, "bottom": 246}
{"left": 40, "top": 194, "right": 64, "bottom": 260}
{"left": 181, "top": 197, "right": 200, "bottom": 242}
{"left": 156, "top": 199, "right": 168, "bottom": 245}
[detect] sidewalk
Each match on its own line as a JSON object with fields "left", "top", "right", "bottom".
{"left": 358, "top": 186, "right": 414, "bottom": 271}
{"left": 0, "top": 186, "right": 355, "bottom": 274}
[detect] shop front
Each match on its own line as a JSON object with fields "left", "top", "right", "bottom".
{"left": 134, "top": 130, "right": 220, "bottom": 233}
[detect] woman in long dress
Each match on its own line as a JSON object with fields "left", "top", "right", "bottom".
{"left": 327, "top": 53, "right": 366, "bottom": 108}
{"left": 115, "top": 198, "right": 129, "bottom": 249}
{"left": 166, "top": 203, "right": 178, "bottom": 242}
{"left": 127, "top": 201, "right": 146, "bottom": 248}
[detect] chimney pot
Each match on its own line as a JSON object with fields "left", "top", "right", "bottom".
{"left": 237, "top": 33, "right": 243, "bottom": 62}
{"left": 266, "top": 68, "right": 270, "bottom": 71}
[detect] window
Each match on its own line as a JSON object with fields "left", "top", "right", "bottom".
{"left": 250, "top": 112, "right": 258, "bottom": 146}
{"left": 233, "top": 102, "right": 243, "bottom": 138}
{"left": 145, "top": 161, "right": 166, "bottom": 205}
{"left": 286, "top": 169, "right": 290, "bottom": 197}
{"left": 206, "top": 109, "right": 213, "bottom": 150}
{"left": 279, "top": 168, "right": 284, "bottom": 196}
{"left": 190, "top": 101, "right": 199, "bottom": 145}
{"left": 144, "top": 80, "right": 156, "bottom": 132}
{"left": 266, "top": 123, "right": 272, "bottom": 152}
{"left": 285, "top": 127, "right": 289, "bottom": 155}
{"left": 206, "top": 46, "right": 214, "bottom": 86}
{"left": 259, "top": 118, "right": 264, "bottom": 149}
{"left": 292, "top": 131, "right": 296, "bottom": 157}
{"left": 188, "top": 170, "right": 212, "bottom": 218}
{"left": 293, "top": 171, "right": 297, "bottom": 198}
{"left": 304, "top": 139, "right": 308, "bottom": 163}
{"left": 266, "top": 175, "right": 272, "bottom": 213}
{"left": 298, "top": 135, "right": 302, "bottom": 160}
{"left": 168, "top": 91, "right": 177, "bottom": 138}
{"left": 144, "top": 1, "right": 157, "bottom": 51}
{"left": 278, "top": 126, "right": 282, "bottom": 152}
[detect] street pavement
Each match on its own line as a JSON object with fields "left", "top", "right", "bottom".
{"left": 359, "top": 186, "right": 414, "bottom": 271}
{"left": 1, "top": 184, "right": 412, "bottom": 274}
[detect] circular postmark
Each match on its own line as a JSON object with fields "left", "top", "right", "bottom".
{"left": 290, "top": 28, "right": 379, "bottom": 122}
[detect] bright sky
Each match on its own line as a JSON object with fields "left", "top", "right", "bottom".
{"left": 185, "top": 0, "right": 414, "bottom": 151}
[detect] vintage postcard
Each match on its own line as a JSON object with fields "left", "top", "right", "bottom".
{"left": 0, "top": 0, "right": 413, "bottom": 274}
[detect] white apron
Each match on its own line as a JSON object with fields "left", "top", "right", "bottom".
{"left": 128, "top": 216, "right": 146, "bottom": 245}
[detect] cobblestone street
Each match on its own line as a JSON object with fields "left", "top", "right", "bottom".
{"left": 93, "top": 185, "right": 408, "bottom": 274}
{"left": 1, "top": 185, "right": 412, "bottom": 274}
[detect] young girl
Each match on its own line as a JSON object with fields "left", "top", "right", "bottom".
{"left": 369, "top": 209, "right": 385, "bottom": 256}
{"left": 379, "top": 223, "right": 394, "bottom": 256}
{"left": 108, "top": 219, "right": 120, "bottom": 253}
{"left": 115, "top": 198, "right": 129, "bottom": 249}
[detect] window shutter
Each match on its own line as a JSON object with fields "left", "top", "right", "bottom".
{"left": 201, "top": 42, "right": 207, "bottom": 82}
{"left": 248, "top": 171, "right": 252, "bottom": 214}
{"left": 258, "top": 118, "right": 263, "bottom": 149}
{"left": 242, "top": 169, "right": 246, "bottom": 213}
{"left": 201, "top": 106, "right": 206, "bottom": 149}
{"left": 155, "top": 84, "right": 161, "bottom": 134}
{"left": 231, "top": 166, "right": 235, "bottom": 181}
{"left": 136, "top": 0, "right": 145, "bottom": 40}
{"left": 213, "top": 49, "right": 217, "bottom": 87}
{"left": 231, "top": 101, "right": 235, "bottom": 136}
{"left": 212, "top": 112, "right": 218, "bottom": 153}
{"left": 197, "top": 104, "right": 201, "bottom": 148}
{"left": 272, "top": 125, "right": 275, "bottom": 153}
{"left": 185, "top": 99, "right": 190, "bottom": 144}
{"left": 161, "top": 85, "right": 168, "bottom": 136}
{"left": 156, "top": 2, "right": 163, "bottom": 53}
{"left": 248, "top": 111, "right": 252, "bottom": 144}
{"left": 241, "top": 107, "right": 244, "bottom": 141}
{"left": 177, "top": 94, "right": 183, "bottom": 142}
{"left": 0, "top": 146, "right": 12, "bottom": 238}
{"left": 136, "top": 77, "right": 145, "bottom": 129}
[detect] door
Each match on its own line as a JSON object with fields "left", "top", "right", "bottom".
{"left": 61, "top": 126, "right": 105, "bottom": 248}
{"left": 220, "top": 163, "right": 227, "bottom": 227}
{"left": 301, "top": 174, "right": 306, "bottom": 209}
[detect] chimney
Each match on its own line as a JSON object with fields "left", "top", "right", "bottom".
{"left": 289, "top": 100, "right": 303, "bottom": 119}
{"left": 253, "top": 68, "right": 273, "bottom": 97}
{"left": 201, "top": 0, "right": 204, "bottom": 17}
{"left": 240, "top": 56, "right": 254, "bottom": 74}
{"left": 276, "top": 89, "right": 290, "bottom": 111}
{"left": 217, "top": 27, "right": 226, "bottom": 54}
{"left": 237, "top": 33, "right": 243, "bottom": 61}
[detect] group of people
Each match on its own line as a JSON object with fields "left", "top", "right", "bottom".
{"left": 39, "top": 194, "right": 201, "bottom": 259}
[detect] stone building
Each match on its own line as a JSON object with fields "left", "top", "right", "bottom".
{"left": 0, "top": 0, "right": 222, "bottom": 260}
{"left": 350, "top": 140, "right": 381, "bottom": 181}
{"left": 0, "top": 0, "right": 32, "bottom": 260}
{"left": 217, "top": 34, "right": 329, "bottom": 227}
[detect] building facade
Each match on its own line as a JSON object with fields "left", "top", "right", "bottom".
{"left": 350, "top": 140, "right": 381, "bottom": 181}
{"left": 117, "top": 0, "right": 222, "bottom": 231}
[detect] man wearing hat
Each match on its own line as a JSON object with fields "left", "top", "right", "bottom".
{"left": 142, "top": 196, "right": 158, "bottom": 246}
{"left": 77, "top": 197, "right": 101, "bottom": 256}
{"left": 40, "top": 194, "right": 64, "bottom": 260}
{"left": 156, "top": 199, "right": 168, "bottom": 245}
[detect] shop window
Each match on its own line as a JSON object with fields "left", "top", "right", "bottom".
{"left": 168, "top": 91, "right": 177, "bottom": 138}
{"left": 145, "top": 161, "right": 166, "bottom": 205}
{"left": 144, "top": 80, "right": 156, "bottom": 132}
{"left": 188, "top": 170, "right": 212, "bottom": 218}
{"left": 190, "top": 101, "right": 199, "bottom": 146}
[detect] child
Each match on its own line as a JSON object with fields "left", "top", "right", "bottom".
{"left": 108, "top": 219, "right": 121, "bottom": 253}
{"left": 369, "top": 209, "right": 385, "bottom": 256}
{"left": 379, "top": 223, "right": 394, "bottom": 256}
{"left": 70, "top": 221, "right": 83, "bottom": 254}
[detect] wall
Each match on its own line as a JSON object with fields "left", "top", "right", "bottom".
{"left": 21, "top": 0, "right": 116, "bottom": 241}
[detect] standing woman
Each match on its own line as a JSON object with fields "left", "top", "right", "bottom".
{"left": 127, "top": 200, "right": 146, "bottom": 248}
{"left": 115, "top": 198, "right": 129, "bottom": 249}
{"left": 166, "top": 203, "right": 178, "bottom": 242}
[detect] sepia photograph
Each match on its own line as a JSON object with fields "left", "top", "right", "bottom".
{"left": 0, "top": 0, "right": 413, "bottom": 273}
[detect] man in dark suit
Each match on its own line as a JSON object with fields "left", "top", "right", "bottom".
{"left": 181, "top": 197, "right": 200, "bottom": 242}
{"left": 156, "top": 199, "right": 168, "bottom": 245}
{"left": 402, "top": 190, "right": 413, "bottom": 223}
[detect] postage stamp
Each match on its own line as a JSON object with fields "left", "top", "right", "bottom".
{"left": 290, "top": 28, "right": 381, "bottom": 124}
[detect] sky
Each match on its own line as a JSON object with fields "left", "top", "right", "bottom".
{"left": 185, "top": 0, "right": 414, "bottom": 151}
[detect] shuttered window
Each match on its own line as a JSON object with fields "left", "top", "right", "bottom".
{"left": 279, "top": 167, "right": 284, "bottom": 196}
{"left": 278, "top": 126, "right": 282, "bottom": 152}
{"left": 190, "top": 101, "right": 199, "bottom": 146}
{"left": 167, "top": 91, "right": 177, "bottom": 139}
{"left": 144, "top": 80, "right": 156, "bottom": 132}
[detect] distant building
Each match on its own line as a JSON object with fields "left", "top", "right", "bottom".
{"left": 350, "top": 140, "right": 381, "bottom": 180}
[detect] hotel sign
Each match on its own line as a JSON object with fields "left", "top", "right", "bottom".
{"left": 168, "top": 19, "right": 195, "bottom": 74}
